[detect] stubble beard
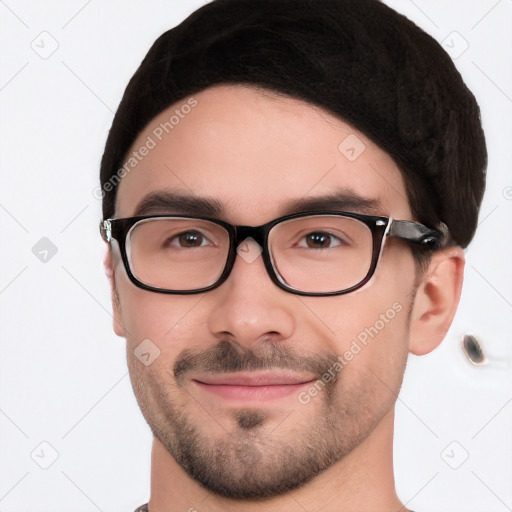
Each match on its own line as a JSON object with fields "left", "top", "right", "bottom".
{"left": 147, "top": 376, "right": 383, "bottom": 500}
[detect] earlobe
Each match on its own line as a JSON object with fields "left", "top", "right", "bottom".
{"left": 103, "top": 246, "right": 126, "bottom": 338}
{"left": 409, "top": 246, "right": 465, "bottom": 355}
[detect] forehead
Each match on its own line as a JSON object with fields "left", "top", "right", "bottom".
{"left": 115, "top": 85, "right": 411, "bottom": 223}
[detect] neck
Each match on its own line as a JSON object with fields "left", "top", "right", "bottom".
{"left": 147, "top": 407, "right": 409, "bottom": 512}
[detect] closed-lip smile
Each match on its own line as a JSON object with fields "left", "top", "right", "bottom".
{"left": 191, "top": 370, "right": 317, "bottom": 402}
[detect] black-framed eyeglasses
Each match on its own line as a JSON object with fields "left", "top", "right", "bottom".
{"left": 99, "top": 211, "right": 444, "bottom": 297}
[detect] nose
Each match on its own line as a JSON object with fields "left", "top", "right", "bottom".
{"left": 207, "top": 238, "right": 295, "bottom": 348}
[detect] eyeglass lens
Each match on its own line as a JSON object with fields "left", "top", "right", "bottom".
{"left": 126, "top": 216, "right": 374, "bottom": 293}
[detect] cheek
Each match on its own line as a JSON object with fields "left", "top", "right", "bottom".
{"left": 127, "top": 346, "right": 184, "bottom": 430}
{"left": 304, "top": 251, "right": 415, "bottom": 377}
{"left": 114, "top": 263, "right": 209, "bottom": 355}
{"left": 318, "top": 295, "right": 411, "bottom": 419}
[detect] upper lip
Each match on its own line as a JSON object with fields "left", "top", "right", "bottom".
{"left": 192, "top": 370, "right": 317, "bottom": 386}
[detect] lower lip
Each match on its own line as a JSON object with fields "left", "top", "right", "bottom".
{"left": 193, "top": 380, "right": 313, "bottom": 402}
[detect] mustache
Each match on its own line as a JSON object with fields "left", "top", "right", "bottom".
{"left": 173, "top": 340, "right": 340, "bottom": 385}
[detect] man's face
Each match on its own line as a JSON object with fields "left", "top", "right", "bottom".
{"left": 109, "top": 85, "right": 418, "bottom": 498}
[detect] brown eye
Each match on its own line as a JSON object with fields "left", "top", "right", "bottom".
{"left": 178, "top": 231, "right": 204, "bottom": 247}
{"left": 305, "top": 232, "right": 332, "bottom": 248}
{"left": 300, "top": 231, "right": 343, "bottom": 249}
{"left": 163, "top": 230, "right": 209, "bottom": 248}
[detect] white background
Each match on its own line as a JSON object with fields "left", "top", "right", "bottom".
{"left": 0, "top": 1, "right": 511, "bottom": 511}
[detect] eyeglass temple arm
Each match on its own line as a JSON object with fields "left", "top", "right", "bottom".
{"left": 388, "top": 219, "right": 446, "bottom": 248}
{"left": 99, "top": 217, "right": 446, "bottom": 248}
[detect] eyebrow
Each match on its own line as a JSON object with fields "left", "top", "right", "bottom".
{"left": 281, "top": 191, "right": 384, "bottom": 216}
{"left": 132, "top": 191, "right": 223, "bottom": 217}
{"left": 130, "top": 189, "right": 384, "bottom": 219}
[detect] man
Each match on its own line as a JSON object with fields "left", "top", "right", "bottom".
{"left": 98, "top": 0, "right": 487, "bottom": 510}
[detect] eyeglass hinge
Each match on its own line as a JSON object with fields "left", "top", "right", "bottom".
{"left": 101, "top": 219, "right": 112, "bottom": 242}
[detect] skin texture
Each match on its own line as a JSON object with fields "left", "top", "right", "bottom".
{"left": 104, "top": 84, "right": 465, "bottom": 511}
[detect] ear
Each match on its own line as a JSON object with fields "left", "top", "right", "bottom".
{"left": 409, "top": 246, "right": 465, "bottom": 355}
{"left": 103, "top": 246, "right": 127, "bottom": 338}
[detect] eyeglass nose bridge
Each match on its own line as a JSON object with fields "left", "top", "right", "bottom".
{"left": 233, "top": 225, "right": 268, "bottom": 249}
{"left": 219, "top": 224, "right": 278, "bottom": 288}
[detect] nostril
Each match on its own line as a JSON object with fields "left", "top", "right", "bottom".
{"left": 255, "top": 331, "right": 288, "bottom": 346}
